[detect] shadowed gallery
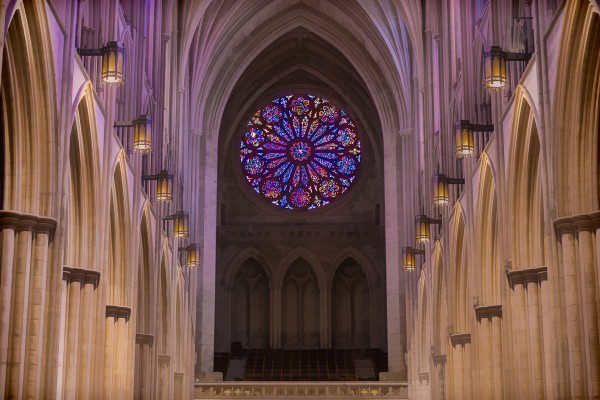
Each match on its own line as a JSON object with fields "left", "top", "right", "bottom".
{"left": 0, "top": 0, "right": 599, "bottom": 399}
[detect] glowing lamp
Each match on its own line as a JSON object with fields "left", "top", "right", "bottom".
{"left": 133, "top": 115, "right": 152, "bottom": 153}
{"left": 402, "top": 247, "right": 425, "bottom": 272}
{"left": 484, "top": 46, "right": 507, "bottom": 89}
{"left": 415, "top": 214, "right": 442, "bottom": 244}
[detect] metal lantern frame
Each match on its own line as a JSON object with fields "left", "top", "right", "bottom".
{"left": 415, "top": 214, "right": 442, "bottom": 244}
{"left": 142, "top": 169, "right": 173, "bottom": 202}
{"left": 483, "top": 45, "right": 531, "bottom": 89}
{"left": 455, "top": 120, "right": 494, "bottom": 158}
{"left": 180, "top": 243, "right": 201, "bottom": 269}
{"left": 164, "top": 211, "right": 190, "bottom": 238}
{"left": 402, "top": 247, "right": 425, "bottom": 272}
{"left": 114, "top": 114, "right": 153, "bottom": 153}
{"left": 433, "top": 174, "right": 465, "bottom": 206}
{"left": 77, "top": 41, "right": 126, "bottom": 85}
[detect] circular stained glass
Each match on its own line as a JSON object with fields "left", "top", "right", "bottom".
{"left": 240, "top": 94, "right": 362, "bottom": 210}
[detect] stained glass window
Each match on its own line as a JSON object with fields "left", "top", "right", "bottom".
{"left": 240, "top": 94, "right": 362, "bottom": 210}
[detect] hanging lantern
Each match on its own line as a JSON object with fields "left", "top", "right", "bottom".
{"left": 186, "top": 243, "right": 201, "bottom": 268}
{"left": 402, "top": 247, "right": 417, "bottom": 272}
{"left": 133, "top": 115, "right": 152, "bottom": 153}
{"left": 156, "top": 170, "right": 173, "bottom": 202}
{"left": 101, "top": 41, "right": 126, "bottom": 84}
{"left": 483, "top": 46, "right": 507, "bottom": 89}
{"left": 415, "top": 215, "right": 432, "bottom": 244}
{"left": 455, "top": 120, "right": 474, "bottom": 158}
{"left": 173, "top": 211, "right": 189, "bottom": 238}
{"left": 433, "top": 174, "right": 449, "bottom": 206}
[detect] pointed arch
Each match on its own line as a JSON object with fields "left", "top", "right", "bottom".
{"left": 1, "top": 2, "right": 56, "bottom": 215}
{"left": 277, "top": 247, "right": 324, "bottom": 291}
{"left": 326, "top": 247, "right": 379, "bottom": 290}
{"left": 107, "top": 154, "right": 132, "bottom": 306}
{"left": 281, "top": 257, "right": 320, "bottom": 349}
{"left": 508, "top": 91, "right": 545, "bottom": 269}
{"left": 450, "top": 204, "right": 469, "bottom": 333}
{"left": 431, "top": 241, "right": 447, "bottom": 351}
{"left": 222, "top": 247, "right": 273, "bottom": 289}
{"left": 476, "top": 155, "right": 500, "bottom": 303}
{"left": 158, "top": 239, "right": 171, "bottom": 354}
{"left": 65, "top": 89, "right": 100, "bottom": 269}
{"left": 553, "top": 1, "right": 600, "bottom": 215}
{"left": 330, "top": 256, "right": 371, "bottom": 349}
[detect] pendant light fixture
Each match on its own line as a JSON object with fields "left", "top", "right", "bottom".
{"left": 483, "top": 45, "right": 531, "bottom": 89}
{"left": 142, "top": 170, "right": 173, "bottom": 201}
{"left": 455, "top": 120, "right": 494, "bottom": 158}
{"left": 180, "top": 243, "right": 201, "bottom": 269}
{"left": 164, "top": 211, "right": 190, "bottom": 238}
{"left": 402, "top": 247, "right": 425, "bottom": 272}
{"left": 114, "top": 115, "right": 152, "bottom": 153}
{"left": 433, "top": 174, "right": 465, "bottom": 206}
{"left": 77, "top": 41, "right": 126, "bottom": 85}
{"left": 415, "top": 214, "right": 442, "bottom": 244}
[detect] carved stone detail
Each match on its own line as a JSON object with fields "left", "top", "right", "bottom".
{"left": 449, "top": 333, "right": 471, "bottom": 347}
{"left": 432, "top": 354, "right": 447, "bottom": 366}
{"left": 554, "top": 211, "right": 600, "bottom": 234}
{"left": 506, "top": 266, "right": 547, "bottom": 289}
{"left": 0, "top": 210, "right": 57, "bottom": 240}
{"left": 474, "top": 305, "right": 502, "bottom": 321}
{"left": 106, "top": 305, "right": 131, "bottom": 322}
{"left": 63, "top": 266, "right": 101, "bottom": 288}
{"left": 136, "top": 333, "right": 154, "bottom": 346}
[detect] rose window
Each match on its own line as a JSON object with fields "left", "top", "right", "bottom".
{"left": 240, "top": 94, "right": 362, "bottom": 210}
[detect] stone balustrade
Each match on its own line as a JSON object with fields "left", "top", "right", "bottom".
{"left": 194, "top": 381, "right": 408, "bottom": 399}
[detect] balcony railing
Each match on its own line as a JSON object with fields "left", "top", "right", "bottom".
{"left": 194, "top": 381, "right": 408, "bottom": 399}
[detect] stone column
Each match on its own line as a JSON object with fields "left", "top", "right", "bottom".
{"left": 64, "top": 272, "right": 83, "bottom": 399}
{"left": 0, "top": 222, "right": 16, "bottom": 398}
{"left": 77, "top": 270, "right": 100, "bottom": 399}
{"left": 158, "top": 354, "right": 171, "bottom": 399}
{"left": 574, "top": 222, "right": 599, "bottom": 397}
{"left": 104, "top": 305, "right": 131, "bottom": 399}
{"left": 506, "top": 266, "right": 548, "bottom": 399}
{"left": 560, "top": 231, "right": 584, "bottom": 397}
{"left": 475, "top": 305, "right": 502, "bottom": 400}
{"left": 134, "top": 333, "right": 154, "bottom": 400}
{"left": 432, "top": 353, "right": 446, "bottom": 400}
{"left": 320, "top": 287, "right": 329, "bottom": 348}
{"left": 450, "top": 333, "right": 470, "bottom": 400}
{"left": 24, "top": 227, "right": 52, "bottom": 399}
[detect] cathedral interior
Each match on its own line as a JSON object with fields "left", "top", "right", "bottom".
{"left": 1, "top": 0, "right": 599, "bottom": 399}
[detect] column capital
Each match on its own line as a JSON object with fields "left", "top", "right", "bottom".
{"left": 449, "top": 333, "right": 471, "bottom": 347}
{"left": 432, "top": 354, "right": 446, "bottom": 365}
{"left": 158, "top": 354, "right": 171, "bottom": 365}
{"left": 506, "top": 266, "right": 547, "bottom": 288}
{"left": 418, "top": 371, "right": 430, "bottom": 384}
{"left": 474, "top": 304, "right": 502, "bottom": 321}
{"left": 106, "top": 305, "right": 131, "bottom": 322}
{"left": 0, "top": 210, "right": 57, "bottom": 240}
{"left": 136, "top": 333, "right": 154, "bottom": 346}
{"left": 554, "top": 211, "right": 600, "bottom": 234}
{"left": 63, "top": 266, "right": 101, "bottom": 288}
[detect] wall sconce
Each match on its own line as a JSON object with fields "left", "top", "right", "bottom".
{"left": 180, "top": 243, "right": 201, "bottom": 269}
{"left": 483, "top": 46, "right": 531, "bottom": 89}
{"left": 163, "top": 211, "right": 189, "bottom": 238}
{"left": 114, "top": 115, "right": 152, "bottom": 153}
{"left": 77, "top": 41, "right": 126, "bottom": 84}
{"left": 433, "top": 174, "right": 464, "bottom": 206}
{"left": 455, "top": 120, "right": 494, "bottom": 158}
{"left": 402, "top": 247, "right": 425, "bottom": 272}
{"left": 415, "top": 214, "right": 442, "bottom": 244}
{"left": 142, "top": 170, "right": 173, "bottom": 201}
